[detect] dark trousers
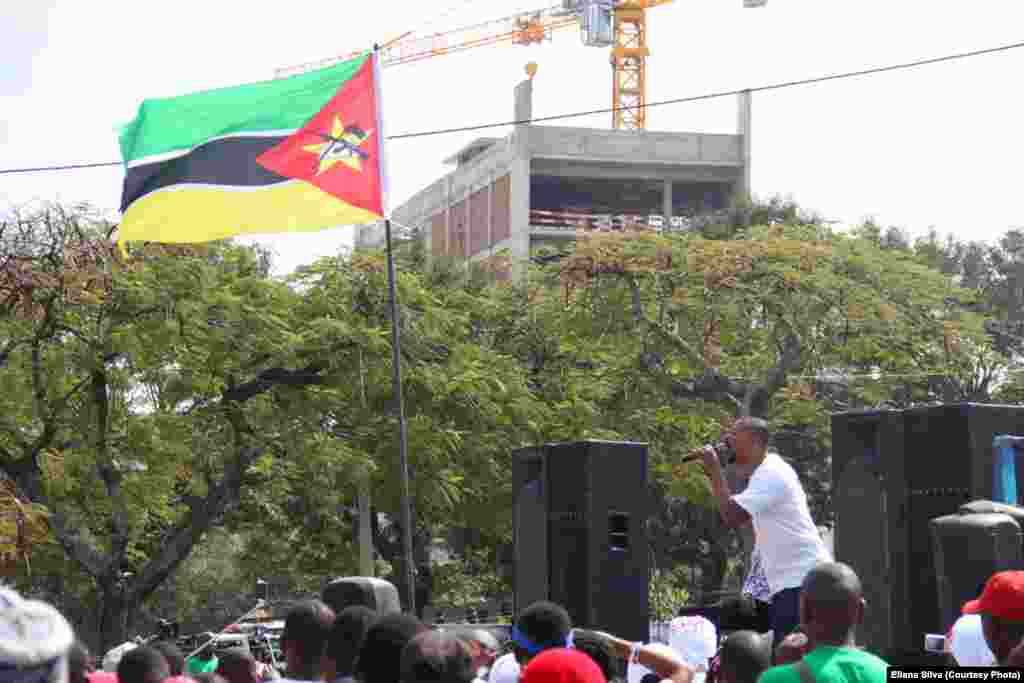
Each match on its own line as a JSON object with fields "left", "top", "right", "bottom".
{"left": 771, "top": 587, "right": 801, "bottom": 657}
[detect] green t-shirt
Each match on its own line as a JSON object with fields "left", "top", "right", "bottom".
{"left": 758, "top": 646, "right": 888, "bottom": 683}
{"left": 186, "top": 656, "right": 220, "bottom": 675}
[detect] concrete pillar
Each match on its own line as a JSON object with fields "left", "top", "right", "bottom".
{"left": 509, "top": 152, "right": 531, "bottom": 281}
{"left": 737, "top": 90, "right": 752, "bottom": 201}
{"left": 463, "top": 190, "right": 470, "bottom": 260}
{"left": 487, "top": 173, "right": 494, "bottom": 254}
{"left": 444, "top": 176, "right": 452, "bottom": 257}
{"left": 662, "top": 179, "right": 673, "bottom": 226}
{"left": 514, "top": 79, "right": 533, "bottom": 126}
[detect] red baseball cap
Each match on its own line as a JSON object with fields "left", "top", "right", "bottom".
{"left": 522, "top": 649, "right": 607, "bottom": 683}
{"left": 963, "top": 571, "right": 1024, "bottom": 620}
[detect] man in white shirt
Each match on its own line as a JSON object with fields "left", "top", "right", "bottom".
{"left": 696, "top": 417, "right": 831, "bottom": 657}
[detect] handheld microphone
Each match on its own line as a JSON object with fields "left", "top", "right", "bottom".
{"left": 682, "top": 441, "right": 736, "bottom": 465}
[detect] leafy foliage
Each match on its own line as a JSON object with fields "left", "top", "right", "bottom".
{"left": 6, "top": 197, "right": 1024, "bottom": 644}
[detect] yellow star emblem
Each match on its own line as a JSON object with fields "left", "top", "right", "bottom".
{"left": 302, "top": 116, "right": 373, "bottom": 175}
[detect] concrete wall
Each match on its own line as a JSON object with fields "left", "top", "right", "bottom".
{"left": 523, "top": 126, "right": 743, "bottom": 167}
{"left": 385, "top": 136, "right": 519, "bottom": 244}
{"left": 530, "top": 158, "right": 742, "bottom": 183}
{"left": 372, "top": 123, "right": 748, "bottom": 282}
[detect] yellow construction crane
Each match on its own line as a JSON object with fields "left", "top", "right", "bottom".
{"left": 609, "top": 0, "right": 674, "bottom": 130}
{"left": 275, "top": 0, "right": 762, "bottom": 131}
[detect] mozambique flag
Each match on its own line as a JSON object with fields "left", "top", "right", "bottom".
{"left": 118, "top": 52, "right": 385, "bottom": 244}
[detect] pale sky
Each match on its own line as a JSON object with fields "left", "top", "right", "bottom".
{"left": 2, "top": 0, "right": 1023, "bottom": 273}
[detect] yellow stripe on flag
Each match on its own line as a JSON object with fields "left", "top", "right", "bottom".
{"left": 120, "top": 181, "right": 381, "bottom": 244}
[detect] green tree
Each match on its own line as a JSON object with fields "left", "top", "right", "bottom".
{"left": 0, "top": 202, "right": 343, "bottom": 649}
{"left": 514, "top": 216, "right": 970, "bottom": 593}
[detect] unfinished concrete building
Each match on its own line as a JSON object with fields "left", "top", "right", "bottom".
{"left": 357, "top": 76, "right": 751, "bottom": 279}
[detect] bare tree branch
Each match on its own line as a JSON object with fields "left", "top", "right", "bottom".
{"left": 126, "top": 406, "right": 261, "bottom": 603}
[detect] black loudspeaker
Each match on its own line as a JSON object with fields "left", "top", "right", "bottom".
{"left": 931, "top": 510, "right": 1023, "bottom": 631}
{"left": 513, "top": 440, "right": 649, "bottom": 641}
{"left": 322, "top": 577, "right": 401, "bottom": 615}
{"left": 831, "top": 403, "right": 1024, "bottom": 659}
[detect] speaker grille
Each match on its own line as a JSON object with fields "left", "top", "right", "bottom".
{"left": 835, "top": 455, "right": 891, "bottom": 653}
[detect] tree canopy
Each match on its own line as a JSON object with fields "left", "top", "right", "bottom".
{"left": 2, "top": 199, "right": 1019, "bottom": 647}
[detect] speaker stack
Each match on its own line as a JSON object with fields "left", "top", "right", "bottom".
{"left": 831, "top": 403, "right": 1024, "bottom": 661}
{"left": 513, "top": 440, "right": 650, "bottom": 642}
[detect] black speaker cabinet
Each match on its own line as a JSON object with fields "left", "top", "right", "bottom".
{"left": 931, "top": 511, "right": 1023, "bottom": 631}
{"left": 831, "top": 403, "right": 1024, "bottom": 658}
{"left": 322, "top": 577, "right": 401, "bottom": 615}
{"left": 513, "top": 440, "right": 649, "bottom": 641}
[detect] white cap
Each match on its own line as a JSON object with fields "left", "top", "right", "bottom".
{"left": 950, "top": 614, "right": 996, "bottom": 667}
{"left": 0, "top": 586, "right": 74, "bottom": 683}
{"left": 487, "top": 651, "right": 520, "bottom": 683}
{"left": 667, "top": 616, "right": 717, "bottom": 670}
{"left": 101, "top": 643, "right": 137, "bottom": 673}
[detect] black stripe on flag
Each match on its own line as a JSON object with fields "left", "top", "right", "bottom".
{"left": 121, "top": 136, "right": 292, "bottom": 211}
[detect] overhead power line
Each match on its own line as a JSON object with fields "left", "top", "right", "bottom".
{"left": 1, "top": 38, "right": 1022, "bottom": 176}
{"left": 0, "top": 161, "right": 126, "bottom": 174}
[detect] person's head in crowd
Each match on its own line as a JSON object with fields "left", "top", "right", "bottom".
{"left": 192, "top": 674, "right": 227, "bottom": 683}
{"left": 0, "top": 586, "right": 75, "bottom": 683}
{"left": 151, "top": 641, "right": 185, "bottom": 678}
{"left": 281, "top": 600, "right": 336, "bottom": 681}
{"left": 568, "top": 630, "right": 616, "bottom": 683}
{"left": 455, "top": 629, "right": 500, "bottom": 676}
{"left": 716, "top": 595, "right": 764, "bottom": 634}
{"left": 401, "top": 631, "right": 476, "bottom": 683}
{"left": 117, "top": 647, "right": 170, "bottom": 683}
{"left": 325, "top": 605, "right": 377, "bottom": 682}
{"left": 520, "top": 649, "right": 606, "bottom": 683}
{"left": 68, "top": 642, "right": 94, "bottom": 683}
{"left": 773, "top": 630, "right": 812, "bottom": 666}
{"left": 717, "top": 631, "right": 769, "bottom": 683}
{"left": 356, "top": 613, "right": 428, "bottom": 683}
{"left": 962, "top": 571, "right": 1024, "bottom": 665}
{"left": 798, "top": 562, "right": 864, "bottom": 648}
{"left": 727, "top": 417, "right": 772, "bottom": 467}
{"left": 102, "top": 643, "right": 137, "bottom": 673}
{"left": 513, "top": 602, "right": 572, "bottom": 666}
{"left": 215, "top": 648, "right": 260, "bottom": 683}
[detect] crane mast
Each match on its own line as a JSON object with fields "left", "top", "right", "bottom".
{"left": 611, "top": 1, "right": 651, "bottom": 130}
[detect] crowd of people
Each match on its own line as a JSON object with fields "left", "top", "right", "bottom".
{"left": 7, "top": 417, "right": 1024, "bottom": 683}
{"left": 12, "top": 561, "right": 1024, "bottom": 683}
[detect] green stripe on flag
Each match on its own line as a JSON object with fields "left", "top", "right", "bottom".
{"left": 118, "top": 53, "right": 369, "bottom": 164}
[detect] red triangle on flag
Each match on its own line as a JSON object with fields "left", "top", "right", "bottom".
{"left": 257, "top": 56, "right": 384, "bottom": 218}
